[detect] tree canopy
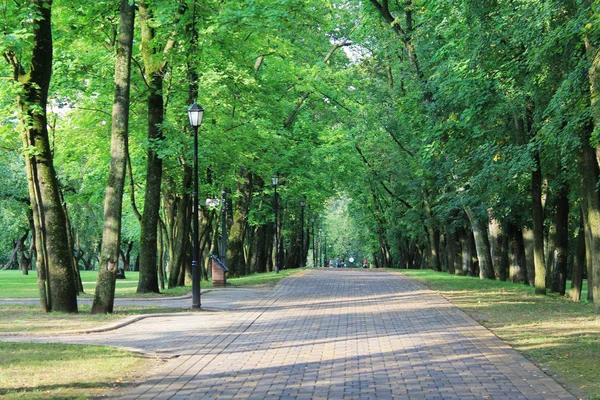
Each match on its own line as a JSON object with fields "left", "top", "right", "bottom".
{"left": 2, "top": 0, "right": 600, "bottom": 312}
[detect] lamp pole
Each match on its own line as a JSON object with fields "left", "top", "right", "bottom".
{"left": 311, "top": 217, "right": 315, "bottom": 267}
{"left": 324, "top": 232, "right": 327, "bottom": 267}
{"left": 300, "top": 199, "right": 306, "bottom": 268}
{"left": 220, "top": 190, "right": 227, "bottom": 262}
{"left": 318, "top": 227, "right": 323, "bottom": 267}
{"left": 188, "top": 101, "right": 204, "bottom": 309}
{"left": 272, "top": 175, "right": 279, "bottom": 273}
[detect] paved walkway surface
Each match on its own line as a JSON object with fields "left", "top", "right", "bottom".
{"left": 1, "top": 269, "right": 574, "bottom": 399}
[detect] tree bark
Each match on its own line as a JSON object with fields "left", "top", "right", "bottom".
{"left": 165, "top": 167, "right": 192, "bottom": 289}
{"left": 531, "top": 152, "right": 547, "bottom": 295}
{"left": 488, "top": 209, "right": 507, "bottom": 281}
{"left": 550, "top": 182, "right": 569, "bottom": 295}
{"left": 137, "top": 0, "right": 174, "bottom": 294}
{"left": 507, "top": 222, "right": 526, "bottom": 284}
{"left": 522, "top": 227, "right": 535, "bottom": 286}
{"left": 570, "top": 211, "right": 585, "bottom": 302}
{"left": 7, "top": 0, "right": 78, "bottom": 312}
{"left": 91, "top": 0, "right": 135, "bottom": 313}
{"left": 464, "top": 207, "right": 494, "bottom": 279}
{"left": 458, "top": 229, "right": 473, "bottom": 276}
{"left": 578, "top": 130, "right": 600, "bottom": 310}
{"left": 423, "top": 190, "right": 440, "bottom": 271}
{"left": 445, "top": 231, "right": 456, "bottom": 275}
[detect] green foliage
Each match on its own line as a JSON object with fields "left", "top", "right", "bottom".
{"left": 0, "top": 0, "right": 598, "bottom": 280}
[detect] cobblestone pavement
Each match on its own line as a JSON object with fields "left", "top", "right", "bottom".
{"left": 1, "top": 269, "right": 574, "bottom": 399}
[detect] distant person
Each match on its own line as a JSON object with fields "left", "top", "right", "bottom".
{"left": 363, "top": 259, "right": 368, "bottom": 268}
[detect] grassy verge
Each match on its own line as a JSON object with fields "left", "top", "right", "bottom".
{"left": 0, "top": 271, "right": 191, "bottom": 298}
{"left": 395, "top": 269, "right": 600, "bottom": 400}
{"left": 0, "top": 342, "right": 164, "bottom": 400}
{"left": 0, "top": 268, "right": 304, "bottom": 298}
{"left": 0, "top": 304, "right": 186, "bottom": 333}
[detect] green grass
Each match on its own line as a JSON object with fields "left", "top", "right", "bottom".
{"left": 228, "top": 268, "right": 305, "bottom": 287}
{"left": 0, "top": 271, "right": 193, "bottom": 298}
{"left": 0, "top": 341, "right": 163, "bottom": 399}
{"left": 393, "top": 269, "right": 600, "bottom": 400}
{"left": 0, "top": 304, "right": 187, "bottom": 333}
{"left": 0, "top": 269, "right": 304, "bottom": 299}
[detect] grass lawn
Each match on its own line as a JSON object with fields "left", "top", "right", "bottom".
{"left": 0, "top": 342, "right": 164, "bottom": 400}
{"left": 395, "top": 269, "right": 600, "bottom": 400}
{"left": 0, "top": 268, "right": 301, "bottom": 399}
{"left": 0, "top": 271, "right": 191, "bottom": 298}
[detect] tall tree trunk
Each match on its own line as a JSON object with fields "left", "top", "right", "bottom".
{"left": 423, "top": 191, "right": 440, "bottom": 271}
{"left": 584, "top": 11, "right": 600, "bottom": 309}
{"left": 522, "top": 227, "right": 535, "bottom": 286}
{"left": 570, "top": 211, "right": 585, "bottom": 302}
{"left": 166, "top": 168, "right": 192, "bottom": 289}
{"left": 91, "top": 0, "right": 135, "bottom": 313}
{"left": 488, "top": 209, "right": 507, "bottom": 281}
{"left": 551, "top": 182, "right": 569, "bottom": 295}
{"left": 226, "top": 191, "right": 247, "bottom": 276}
{"left": 507, "top": 222, "right": 526, "bottom": 284}
{"left": 464, "top": 207, "right": 494, "bottom": 279}
{"left": 578, "top": 131, "right": 600, "bottom": 311}
{"left": 445, "top": 231, "right": 457, "bottom": 275}
{"left": 255, "top": 225, "right": 270, "bottom": 273}
{"left": 137, "top": 72, "right": 163, "bottom": 294}
{"left": 458, "top": 229, "right": 473, "bottom": 276}
{"left": 532, "top": 152, "right": 547, "bottom": 295}
{"left": 8, "top": 0, "right": 78, "bottom": 312}
{"left": 137, "top": 0, "right": 172, "bottom": 294}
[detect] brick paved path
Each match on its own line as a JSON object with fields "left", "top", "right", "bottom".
{"left": 2, "top": 269, "right": 575, "bottom": 399}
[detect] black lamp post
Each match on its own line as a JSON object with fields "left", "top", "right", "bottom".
{"left": 220, "top": 190, "right": 227, "bottom": 262}
{"left": 188, "top": 101, "right": 204, "bottom": 309}
{"left": 318, "top": 227, "right": 323, "bottom": 267}
{"left": 324, "top": 232, "right": 327, "bottom": 267}
{"left": 300, "top": 199, "right": 306, "bottom": 268}
{"left": 311, "top": 217, "right": 315, "bottom": 267}
{"left": 272, "top": 175, "right": 279, "bottom": 273}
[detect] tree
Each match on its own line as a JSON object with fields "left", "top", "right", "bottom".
{"left": 3, "top": 0, "right": 78, "bottom": 312}
{"left": 91, "top": 0, "right": 135, "bottom": 314}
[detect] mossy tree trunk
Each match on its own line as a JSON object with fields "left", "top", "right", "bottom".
{"left": 92, "top": 0, "right": 135, "bottom": 314}
{"left": 570, "top": 212, "right": 585, "bottom": 302}
{"left": 578, "top": 127, "right": 600, "bottom": 311}
{"left": 550, "top": 182, "right": 569, "bottom": 295}
{"left": 464, "top": 207, "right": 494, "bottom": 280}
{"left": 7, "top": 0, "right": 78, "bottom": 312}
{"left": 531, "top": 152, "right": 547, "bottom": 295}
{"left": 137, "top": 0, "right": 180, "bottom": 293}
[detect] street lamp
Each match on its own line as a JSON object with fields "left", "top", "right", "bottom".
{"left": 318, "top": 227, "right": 323, "bottom": 267}
{"left": 300, "top": 199, "right": 306, "bottom": 268}
{"left": 324, "top": 232, "right": 327, "bottom": 267}
{"left": 188, "top": 101, "right": 204, "bottom": 309}
{"left": 272, "top": 175, "right": 279, "bottom": 273}
{"left": 220, "top": 190, "right": 227, "bottom": 262}
{"left": 311, "top": 217, "right": 315, "bottom": 267}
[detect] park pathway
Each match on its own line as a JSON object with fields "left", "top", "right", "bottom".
{"left": 2, "top": 269, "right": 574, "bottom": 399}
